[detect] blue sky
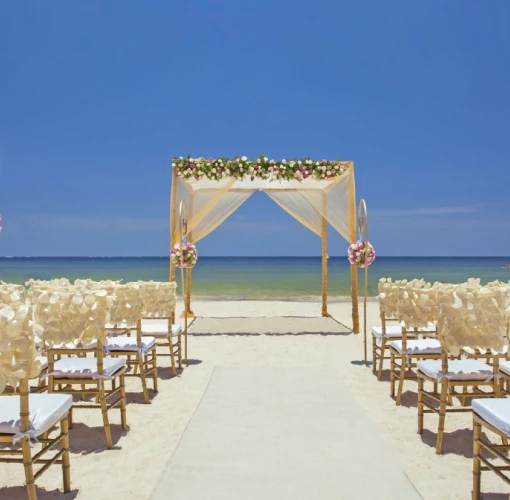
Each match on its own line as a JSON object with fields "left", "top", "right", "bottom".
{"left": 1, "top": 1, "right": 509, "bottom": 257}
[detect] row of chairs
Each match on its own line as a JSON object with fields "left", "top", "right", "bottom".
{"left": 0, "top": 279, "right": 184, "bottom": 500}
{"left": 371, "top": 278, "right": 510, "bottom": 499}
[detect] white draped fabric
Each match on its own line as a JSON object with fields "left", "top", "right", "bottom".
{"left": 172, "top": 163, "right": 356, "bottom": 245}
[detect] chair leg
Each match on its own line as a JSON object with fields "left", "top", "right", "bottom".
{"left": 436, "top": 379, "right": 448, "bottom": 454}
{"left": 61, "top": 415, "right": 71, "bottom": 493}
{"left": 138, "top": 355, "right": 150, "bottom": 404}
{"left": 169, "top": 336, "right": 177, "bottom": 376}
{"left": 396, "top": 355, "right": 407, "bottom": 406}
{"left": 377, "top": 339, "right": 386, "bottom": 380}
{"left": 177, "top": 334, "right": 183, "bottom": 369}
{"left": 98, "top": 381, "right": 113, "bottom": 449}
{"left": 372, "top": 336, "right": 377, "bottom": 373}
{"left": 390, "top": 351, "right": 396, "bottom": 398}
{"left": 473, "top": 420, "right": 482, "bottom": 500}
{"left": 152, "top": 348, "right": 158, "bottom": 392}
{"left": 120, "top": 374, "right": 127, "bottom": 431}
{"left": 21, "top": 438, "right": 36, "bottom": 500}
{"left": 418, "top": 376, "right": 424, "bottom": 434}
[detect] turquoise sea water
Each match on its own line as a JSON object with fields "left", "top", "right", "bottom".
{"left": 1, "top": 257, "right": 509, "bottom": 299}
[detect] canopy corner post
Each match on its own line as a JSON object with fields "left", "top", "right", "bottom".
{"left": 321, "top": 193, "right": 329, "bottom": 317}
{"left": 170, "top": 165, "right": 177, "bottom": 324}
{"left": 348, "top": 162, "right": 360, "bottom": 333}
{"left": 184, "top": 195, "right": 195, "bottom": 319}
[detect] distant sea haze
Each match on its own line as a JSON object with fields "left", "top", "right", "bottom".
{"left": 0, "top": 257, "right": 509, "bottom": 299}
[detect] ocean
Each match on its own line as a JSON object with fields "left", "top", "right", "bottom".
{"left": 1, "top": 257, "right": 509, "bottom": 299}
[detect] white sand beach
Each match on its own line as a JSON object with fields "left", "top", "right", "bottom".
{"left": 1, "top": 298, "right": 508, "bottom": 499}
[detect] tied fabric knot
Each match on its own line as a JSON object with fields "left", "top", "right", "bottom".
{"left": 13, "top": 429, "right": 39, "bottom": 448}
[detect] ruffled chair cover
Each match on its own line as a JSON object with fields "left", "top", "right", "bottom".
{"left": 437, "top": 283, "right": 510, "bottom": 357}
{"left": 32, "top": 287, "right": 113, "bottom": 348}
{"left": 136, "top": 281, "right": 177, "bottom": 318}
{"left": 0, "top": 302, "right": 41, "bottom": 393}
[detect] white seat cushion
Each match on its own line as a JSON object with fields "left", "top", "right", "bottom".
{"left": 0, "top": 394, "right": 72, "bottom": 436}
{"left": 107, "top": 336, "right": 156, "bottom": 352}
{"left": 473, "top": 398, "right": 510, "bottom": 436}
{"left": 142, "top": 322, "right": 182, "bottom": 337}
{"left": 417, "top": 359, "right": 493, "bottom": 381}
{"left": 498, "top": 360, "right": 510, "bottom": 376}
{"left": 371, "top": 322, "right": 436, "bottom": 340}
{"left": 371, "top": 325, "right": 403, "bottom": 339}
{"left": 390, "top": 339, "right": 442, "bottom": 355}
{"left": 52, "top": 357, "right": 126, "bottom": 379}
{"left": 36, "top": 356, "right": 48, "bottom": 372}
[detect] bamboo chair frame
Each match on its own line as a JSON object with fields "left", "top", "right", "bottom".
{"left": 141, "top": 317, "right": 182, "bottom": 377}
{"left": 389, "top": 325, "right": 440, "bottom": 405}
{"left": 107, "top": 319, "right": 158, "bottom": 404}
{"left": 0, "top": 378, "right": 71, "bottom": 500}
{"left": 472, "top": 410, "right": 510, "bottom": 500}
{"left": 372, "top": 312, "right": 403, "bottom": 380}
{"left": 418, "top": 351, "right": 502, "bottom": 454}
{"left": 46, "top": 343, "right": 127, "bottom": 449}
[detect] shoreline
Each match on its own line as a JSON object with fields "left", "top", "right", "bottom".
{"left": 187, "top": 295, "right": 379, "bottom": 302}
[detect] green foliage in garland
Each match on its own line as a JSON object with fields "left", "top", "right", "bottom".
{"left": 172, "top": 154, "right": 349, "bottom": 182}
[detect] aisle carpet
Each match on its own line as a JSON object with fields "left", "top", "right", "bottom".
{"left": 151, "top": 367, "right": 422, "bottom": 500}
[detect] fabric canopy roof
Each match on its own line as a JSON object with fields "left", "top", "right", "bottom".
{"left": 172, "top": 161, "right": 356, "bottom": 246}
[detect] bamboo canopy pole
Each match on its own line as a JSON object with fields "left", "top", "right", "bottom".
{"left": 348, "top": 163, "right": 360, "bottom": 333}
{"left": 321, "top": 192, "right": 329, "bottom": 317}
{"left": 178, "top": 201, "right": 189, "bottom": 364}
{"left": 169, "top": 167, "right": 178, "bottom": 325}
{"left": 185, "top": 193, "right": 194, "bottom": 318}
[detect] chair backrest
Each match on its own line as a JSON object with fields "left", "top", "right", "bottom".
{"left": 136, "top": 281, "right": 177, "bottom": 319}
{"left": 437, "top": 283, "right": 510, "bottom": 358}
{"left": 107, "top": 283, "right": 146, "bottom": 326}
{"left": 0, "top": 301, "right": 41, "bottom": 394}
{"left": 32, "top": 287, "right": 113, "bottom": 347}
{"left": 32, "top": 287, "right": 115, "bottom": 377}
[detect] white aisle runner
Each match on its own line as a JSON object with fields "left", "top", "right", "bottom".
{"left": 151, "top": 367, "right": 422, "bottom": 500}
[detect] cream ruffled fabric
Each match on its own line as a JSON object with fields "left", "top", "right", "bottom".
{"left": 437, "top": 284, "right": 510, "bottom": 357}
{"left": 103, "top": 283, "right": 146, "bottom": 325}
{"left": 0, "top": 302, "right": 41, "bottom": 394}
{"left": 136, "top": 281, "right": 177, "bottom": 318}
{"left": 0, "top": 282, "right": 26, "bottom": 304}
{"left": 32, "top": 288, "right": 113, "bottom": 348}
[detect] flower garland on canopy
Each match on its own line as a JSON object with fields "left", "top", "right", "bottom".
{"left": 172, "top": 155, "right": 349, "bottom": 182}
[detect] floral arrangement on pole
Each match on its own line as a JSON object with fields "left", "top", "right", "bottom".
{"left": 348, "top": 240, "right": 375, "bottom": 268}
{"left": 172, "top": 154, "right": 349, "bottom": 182}
{"left": 171, "top": 243, "right": 198, "bottom": 269}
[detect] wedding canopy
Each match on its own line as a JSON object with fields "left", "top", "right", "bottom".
{"left": 169, "top": 157, "right": 360, "bottom": 332}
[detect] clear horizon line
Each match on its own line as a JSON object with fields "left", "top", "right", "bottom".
{"left": 1, "top": 255, "right": 509, "bottom": 259}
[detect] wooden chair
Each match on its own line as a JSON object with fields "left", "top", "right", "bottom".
{"left": 373, "top": 278, "right": 437, "bottom": 380}
{"left": 103, "top": 283, "right": 158, "bottom": 404}
{"left": 137, "top": 281, "right": 182, "bottom": 376}
{"left": 472, "top": 398, "right": 510, "bottom": 500}
{"left": 33, "top": 287, "right": 128, "bottom": 449}
{"left": 0, "top": 301, "right": 72, "bottom": 500}
{"left": 389, "top": 283, "right": 441, "bottom": 405}
{"left": 417, "top": 285, "right": 507, "bottom": 454}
